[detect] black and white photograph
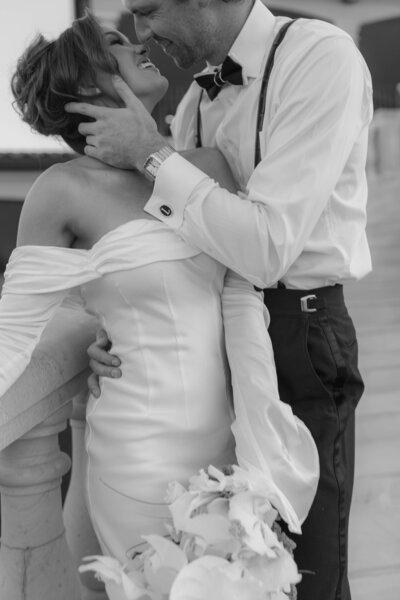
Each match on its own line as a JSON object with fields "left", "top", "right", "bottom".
{"left": 0, "top": 1, "right": 399, "bottom": 599}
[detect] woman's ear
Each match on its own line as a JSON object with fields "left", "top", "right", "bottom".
{"left": 77, "top": 85, "right": 102, "bottom": 97}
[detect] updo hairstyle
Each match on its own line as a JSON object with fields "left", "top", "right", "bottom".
{"left": 11, "top": 12, "right": 119, "bottom": 154}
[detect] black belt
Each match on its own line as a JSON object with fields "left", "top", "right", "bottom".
{"left": 261, "top": 284, "right": 345, "bottom": 314}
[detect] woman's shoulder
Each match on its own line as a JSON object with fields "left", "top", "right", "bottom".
{"left": 25, "top": 159, "right": 84, "bottom": 205}
{"left": 17, "top": 159, "right": 88, "bottom": 247}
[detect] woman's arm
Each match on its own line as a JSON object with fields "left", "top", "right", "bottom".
{"left": 221, "top": 270, "right": 319, "bottom": 530}
{"left": 0, "top": 283, "right": 67, "bottom": 396}
{"left": 0, "top": 167, "right": 83, "bottom": 397}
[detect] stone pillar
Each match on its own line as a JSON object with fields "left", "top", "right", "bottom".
{"left": 64, "top": 391, "right": 107, "bottom": 600}
{"left": 0, "top": 403, "right": 81, "bottom": 600}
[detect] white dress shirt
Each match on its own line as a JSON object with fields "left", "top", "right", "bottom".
{"left": 144, "top": 0, "right": 373, "bottom": 289}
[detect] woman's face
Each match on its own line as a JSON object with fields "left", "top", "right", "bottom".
{"left": 93, "top": 28, "right": 168, "bottom": 111}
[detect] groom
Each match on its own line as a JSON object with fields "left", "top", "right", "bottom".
{"left": 66, "top": 1, "right": 373, "bottom": 598}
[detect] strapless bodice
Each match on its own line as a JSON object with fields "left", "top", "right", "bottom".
{"left": 78, "top": 230, "right": 236, "bottom": 501}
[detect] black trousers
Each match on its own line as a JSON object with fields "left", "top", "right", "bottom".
{"left": 264, "top": 284, "right": 364, "bottom": 600}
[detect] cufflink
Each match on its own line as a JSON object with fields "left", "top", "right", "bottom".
{"left": 160, "top": 205, "right": 173, "bottom": 217}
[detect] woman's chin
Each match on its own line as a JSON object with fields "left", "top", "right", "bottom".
{"left": 157, "top": 76, "right": 170, "bottom": 99}
{"left": 146, "top": 79, "right": 170, "bottom": 113}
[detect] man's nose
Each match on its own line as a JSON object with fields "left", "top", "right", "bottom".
{"left": 134, "top": 15, "right": 153, "bottom": 44}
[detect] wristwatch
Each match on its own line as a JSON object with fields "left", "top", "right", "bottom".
{"left": 143, "top": 145, "right": 176, "bottom": 182}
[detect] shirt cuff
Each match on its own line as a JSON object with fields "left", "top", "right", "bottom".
{"left": 144, "top": 152, "right": 210, "bottom": 229}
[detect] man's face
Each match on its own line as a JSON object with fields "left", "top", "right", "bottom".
{"left": 122, "top": 0, "right": 216, "bottom": 68}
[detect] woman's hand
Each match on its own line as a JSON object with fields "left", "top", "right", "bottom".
{"left": 87, "top": 329, "right": 122, "bottom": 398}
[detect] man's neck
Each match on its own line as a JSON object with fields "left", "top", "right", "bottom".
{"left": 206, "top": 0, "right": 255, "bottom": 65}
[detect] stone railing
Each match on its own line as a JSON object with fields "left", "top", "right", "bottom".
{"left": 0, "top": 306, "right": 107, "bottom": 600}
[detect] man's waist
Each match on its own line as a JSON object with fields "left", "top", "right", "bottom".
{"left": 265, "top": 250, "right": 372, "bottom": 291}
{"left": 262, "top": 284, "right": 345, "bottom": 314}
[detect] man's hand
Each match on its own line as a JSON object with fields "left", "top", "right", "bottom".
{"left": 65, "top": 76, "right": 165, "bottom": 170}
{"left": 87, "top": 329, "right": 122, "bottom": 398}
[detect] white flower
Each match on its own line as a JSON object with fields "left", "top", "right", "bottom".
{"left": 179, "top": 512, "right": 233, "bottom": 546}
{"left": 206, "top": 496, "right": 230, "bottom": 517}
{"left": 168, "top": 489, "right": 197, "bottom": 531}
{"left": 165, "top": 481, "right": 187, "bottom": 504}
{"left": 170, "top": 555, "right": 267, "bottom": 600}
{"left": 141, "top": 534, "right": 188, "bottom": 596}
{"left": 244, "top": 546, "right": 301, "bottom": 593}
{"left": 180, "top": 532, "right": 207, "bottom": 561}
{"left": 231, "top": 466, "right": 302, "bottom": 534}
{"left": 189, "top": 466, "right": 232, "bottom": 494}
{"left": 79, "top": 555, "right": 147, "bottom": 600}
{"left": 81, "top": 464, "right": 302, "bottom": 600}
{"left": 228, "top": 492, "right": 280, "bottom": 557}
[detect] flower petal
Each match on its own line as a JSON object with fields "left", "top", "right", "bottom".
{"left": 170, "top": 556, "right": 267, "bottom": 600}
{"left": 245, "top": 547, "right": 301, "bottom": 592}
{"left": 79, "top": 555, "right": 147, "bottom": 600}
{"left": 170, "top": 556, "right": 229, "bottom": 600}
{"left": 181, "top": 513, "right": 233, "bottom": 546}
{"left": 79, "top": 555, "right": 124, "bottom": 585}
{"left": 142, "top": 534, "right": 188, "bottom": 572}
{"left": 165, "top": 481, "right": 187, "bottom": 504}
{"left": 141, "top": 534, "right": 188, "bottom": 595}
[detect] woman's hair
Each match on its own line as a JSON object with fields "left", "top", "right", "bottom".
{"left": 11, "top": 12, "right": 118, "bottom": 155}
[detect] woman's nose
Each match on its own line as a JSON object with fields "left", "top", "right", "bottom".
{"left": 133, "top": 44, "right": 148, "bottom": 56}
{"left": 132, "top": 44, "right": 150, "bottom": 62}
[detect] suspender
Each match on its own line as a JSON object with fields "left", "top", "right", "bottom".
{"left": 195, "top": 90, "right": 205, "bottom": 150}
{"left": 194, "top": 19, "right": 298, "bottom": 167}
{"left": 254, "top": 19, "right": 297, "bottom": 167}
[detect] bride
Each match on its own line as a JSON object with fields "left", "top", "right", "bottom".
{"left": 1, "top": 12, "right": 318, "bottom": 598}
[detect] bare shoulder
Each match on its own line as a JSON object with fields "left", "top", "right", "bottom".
{"left": 24, "top": 160, "right": 84, "bottom": 208}
{"left": 17, "top": 159, "right": 84, "bottom": 247}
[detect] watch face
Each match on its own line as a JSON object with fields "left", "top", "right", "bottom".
{"left": 144, "top": 156, "right": 159, "bottom": 180}
{"left": 144, "top": 146, "right": 175, "bottom": 181}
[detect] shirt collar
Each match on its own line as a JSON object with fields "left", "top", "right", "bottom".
{"left": 228, "top": 0, "right": 276, "bottom": 83}
{"left": 197, "top": 0, "right": 276, "bottom": 82}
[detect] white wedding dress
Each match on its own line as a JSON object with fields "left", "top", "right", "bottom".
{"left": 0, "top": 219, "right": 319, "bottom": 570}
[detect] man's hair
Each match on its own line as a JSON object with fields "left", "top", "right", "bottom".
{"left": 11, "top": 12, "right": 118, "bottom": 155}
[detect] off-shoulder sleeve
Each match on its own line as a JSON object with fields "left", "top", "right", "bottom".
{"left": 221, "top": 270, "right": 319, "bottom": 532}
{"left": 0, "top": 246, "right": 98, "bottom": 397}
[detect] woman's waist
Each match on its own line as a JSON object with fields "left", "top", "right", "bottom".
{"left": 86, "top": 429, "right": 236, "bottom": 501}
{"left": 86, "top": 385, "right": 234, "bottom": 435}
{"left": 93, "top": 351, "right": 231, "bottom": 403}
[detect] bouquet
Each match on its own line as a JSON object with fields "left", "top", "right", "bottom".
{"left": 79, "top": 464, "right": 301, "bottom": 600}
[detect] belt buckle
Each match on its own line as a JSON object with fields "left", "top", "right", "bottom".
{"left": 300, "top": 294, "right": 317, "bottom": 313}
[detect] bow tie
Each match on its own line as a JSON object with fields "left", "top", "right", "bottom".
{"left": 194, "top": 56, "right": 243, "bottom": 101}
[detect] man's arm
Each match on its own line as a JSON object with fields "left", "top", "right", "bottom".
{"left": 144, "top": 36, "right": 373, "bottom": 287}
{"left": 65, "top": 76, "right": 238, "bottom": 193}
{"left": 66, "top": 37, "right": 372, "bottom": 288}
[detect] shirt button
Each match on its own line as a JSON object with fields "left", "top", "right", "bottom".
{"left": 160, "top": 205, "right": 173, "bottom": 217}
